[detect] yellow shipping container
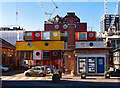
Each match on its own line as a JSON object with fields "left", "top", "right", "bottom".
{"left": 51, "top": 31, "right": 61, "bottom": 40}
{"left": 16, "top": 41, "right": 64, "bottom": 51}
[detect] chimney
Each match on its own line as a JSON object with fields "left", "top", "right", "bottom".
{"left": 67, "top": 12, "right": 75, "bottom": 49}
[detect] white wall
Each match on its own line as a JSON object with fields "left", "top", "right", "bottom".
{"left": 0, "top": 30, "right": 24, "bottom": 45}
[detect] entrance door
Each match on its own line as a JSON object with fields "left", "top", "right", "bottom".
{"left": 97, "top": 57, "right": 104, "bottom": 73}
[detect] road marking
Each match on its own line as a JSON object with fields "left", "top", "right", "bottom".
{"left": 18, "top": 77, "right": 26, "bottom": 80}
{"left": 9, "top": 77, "right": 18, "bottom": 80}
{"left": 2, "top": 77, "right": 11, "bottom": 80}
{"left": 46, "top": 77, "right": 52, "bottom": 80}
{"left": 37, "top": 77, "right": 42, "bottom": 80}
{"left": 27, "top": 77, "right": 34, "bottom": 80}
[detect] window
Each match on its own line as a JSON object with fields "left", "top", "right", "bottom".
{"left": 78, "top": 33, "right": 87, "bottom": 40}
{"left": 42, "top": 32, "right": 51, "bottom": 40}
{"left": 63, "top": 24, "right": 68, "bottom": 29}
{"left": 33, "top": 68, "right": 37, "bottom": 70}
{"left": 55, "top": 25, "right": 59, "bottom": 29}
{"left": 47, "top": 61, "right": 50, "bottom": 65}
{"left": 10, "top": 55, "right": 13, "bottom": 64}
{"left": 42, "top": 51, "right": 50, "bottom": 60}
{"left": 27, "top": 42, "right": 31, "bottom": 47}
{"left": 74, "top": 18, "right": 78, "bottom": 22}
{"left": 53, "top": 33, "right": 58, "bottom": 37}
{"left": 44, "top": 42, "right": 49, "bottom": 46}
{"left": 64, "top": 18, "right": 68, "bottom": 22}
{"left": 53, "top": 52, "right": 58, "bottom": 56}
{"left": 35, "top": 33, "right": 40, "bottom": 37}
{"left": 37, "top": 68, "right": 41, "bottom": 70}
{"left": 26, "top": 33, "right": 32, "bottom": 36}
{"left": 89, "top": 33, "right": 94, "bottom": 37}
{"left": 89, "top": 42, "right": 94, "bottom": 47}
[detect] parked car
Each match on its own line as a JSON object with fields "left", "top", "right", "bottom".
{"left": 24, "top": 66, "right": 46, "bottom": 77}
{"left": 0, "top": 65, "right": 10, "bottom": 72}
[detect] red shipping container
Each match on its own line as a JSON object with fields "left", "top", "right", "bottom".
{"left": 33, "top": 31, "right": 41, "bottom": 40}
{"left": 87, "top": 31, "right": 96, "bottom": 41}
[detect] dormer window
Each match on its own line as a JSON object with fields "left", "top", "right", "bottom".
{"left": 74, "top": 18, "right": 78, "bottom": 22}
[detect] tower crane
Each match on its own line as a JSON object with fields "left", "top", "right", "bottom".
{"left": 39, "top": 0, "right": 58, "bottom": 23}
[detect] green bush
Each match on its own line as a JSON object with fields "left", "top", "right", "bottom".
{"left": 104, "top": 71, "right": 111, "bottom": 74}
{"left": 54, "top": 69, "right": 62, "bottom": 74}
{"left": 81, "top": 71, "right": 86, "bottom": 74}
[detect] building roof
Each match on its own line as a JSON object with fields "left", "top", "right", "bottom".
{"left": 0, "top": 38, "right": 15, "bottom": 50}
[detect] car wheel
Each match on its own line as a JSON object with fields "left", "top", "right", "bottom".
{"left": 25, "top": 73, "right": 30, "bottom": 77}
{"left": 39, "top": 73, "right": 44, "bottom": 77}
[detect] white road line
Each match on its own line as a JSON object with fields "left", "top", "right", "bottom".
{"left": 18, "top": 77, "right": 26, "bottom": 80}
{"left": 27, "top": 77, "right": 34, "bottom": 80}
{"left": 2, "top": 77, "right": 11, "bottom": 80}
{"left": 46, "top": 77, "right": 52, "bottom": 80}
{"left": 9, "top": 77, "right": 18, "bottom": 80}
{"left": 37, "top": 77, "right": 42, "bottom": 80}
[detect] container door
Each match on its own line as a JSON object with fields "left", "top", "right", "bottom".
{"left": 97, "top": 57, "right": 104, "bottom": 73}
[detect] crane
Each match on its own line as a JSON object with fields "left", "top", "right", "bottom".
{"left": 104, "top": 0, "right": 107, "bottom": 14}
{"left": 39, "top": 0, "right": 58, "bottom": 23}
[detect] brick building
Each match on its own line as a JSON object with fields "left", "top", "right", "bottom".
{"left": 45, "top": 12, "right": 111, "bottom": 75}
{"left": 0, "top": 38, "right": 16, "bottom": 68}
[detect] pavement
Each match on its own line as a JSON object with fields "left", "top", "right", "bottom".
{"left": 1, "top": 70, "right": 120, "bottom": 88}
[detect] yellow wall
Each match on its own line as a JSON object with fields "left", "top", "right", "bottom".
{"left": 51, "top": 31, "right": 61, "bottom": 40}
{"left": 16, "top": 41, "right": 64, "bottom": 51}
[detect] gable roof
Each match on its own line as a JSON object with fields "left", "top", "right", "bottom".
{"left": 0, "top": 38, "right": 15, "bottom": 50}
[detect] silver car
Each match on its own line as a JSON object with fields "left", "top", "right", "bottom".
{"left": 24, "top": 66, "right": 46, "bottom": 77}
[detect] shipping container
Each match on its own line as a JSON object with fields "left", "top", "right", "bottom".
{"left": 16, "top": 41, "right": 64, "bottom": 51}
{"left": 33, "top": 31, "right": 41, "bottom": 40}
{"left": 51, "top": 31, "right": 61, "bottom": 40}
{"left": 41, "top": 31, "right": 51, "bottom": 40}
{"left": 33, "top": 50, "right": 42, "bottom": 60}
{"left": 87, "top": 31, "right": 96, "bottom": 41}
{"left": 75, "top": 41, "right": 105, "bottom": 48}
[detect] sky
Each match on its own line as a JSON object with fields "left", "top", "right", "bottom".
{"left": 0, "top": 1, "right": 118, "bottom": 35}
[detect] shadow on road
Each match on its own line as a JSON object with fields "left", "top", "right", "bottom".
{"left": 1, "top": 79, "right": 120, "bottom": 88}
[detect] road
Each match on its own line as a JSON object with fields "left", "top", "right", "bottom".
{"left": 1, "top": 70, "right": 120, "bottom": 88}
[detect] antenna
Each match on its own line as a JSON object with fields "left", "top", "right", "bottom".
{"left": 16, "top": 0, "right": 18, "bottom": 25}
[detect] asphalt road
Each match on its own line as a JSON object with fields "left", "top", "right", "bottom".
{"left": 1, "top": 80, "right": 120, "bottom": 88}
{"left": 1, "top": 70, "right": 120, "bottom": 88}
